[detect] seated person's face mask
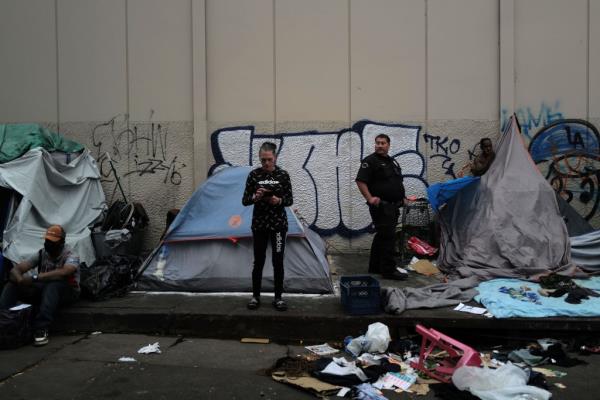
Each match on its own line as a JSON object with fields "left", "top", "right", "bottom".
{"left": 44, "top": 240, "right": 64, "bottom": 256}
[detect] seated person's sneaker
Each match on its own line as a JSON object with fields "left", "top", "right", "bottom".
{"left": 33, "top": 329, "right": 49, "bottom": 346}
{"left": 272, "top": 298, "right": 287, "bottom": 311}
{"left": 247, "top": 297, "right": 260, "bottom": 310}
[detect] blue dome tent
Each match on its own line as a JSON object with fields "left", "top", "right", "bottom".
{"left": 137, "top": 166, "right": 333, "bottom": 293}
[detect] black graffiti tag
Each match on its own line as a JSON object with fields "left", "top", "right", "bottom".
{"left": 91, "top": 117, "right": 185, "bottom": 186}
{"left": 423, "top": 133, "right": 461, "bottom": 178}
{"left": 124, "top": 155, "right": 186, "bottom": 185}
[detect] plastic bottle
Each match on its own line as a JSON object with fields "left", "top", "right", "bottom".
{"left": 154, "top": 246, "right": 168, "bottom": 281}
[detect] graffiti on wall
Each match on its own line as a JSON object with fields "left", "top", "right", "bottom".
{"left": 91, "top": 116, "right": 187, "bottom": 186}
{"left": 528, "top": 119, "right": 600, "bottom": 221}
{"left": 422, "top": 133, "right": 462, "bottom": 178}
{"left": 210, "top": 120, "right": 433, "bottom": 237}
{"left": 502, "top": 101, "right": 564, "bottom": 139}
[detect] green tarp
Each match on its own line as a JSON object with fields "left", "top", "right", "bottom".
{"left": 0, "top": 124, "right": 84, "bottom": 163}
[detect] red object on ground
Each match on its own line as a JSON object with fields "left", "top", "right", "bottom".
{"left": 410, "top": 324, "right": 482, "bottom": 383}
{"left": 407, "top": 236, "right": 437, "bottom": 256}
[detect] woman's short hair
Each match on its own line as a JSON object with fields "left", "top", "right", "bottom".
{"left": 259, "top": 141, "right": 277, "bottom": 154}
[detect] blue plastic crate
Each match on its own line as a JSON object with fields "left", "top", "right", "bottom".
{"left": 340, "top": 275, "right": 381, "bottom": 315}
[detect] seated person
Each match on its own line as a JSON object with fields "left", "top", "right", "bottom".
{"left": 471, "top": 138, "right": 495, "bottom": 176}
{"left": 458, "top": 138, "right": 496, "bottom": 177}
{"left": 0, "top": 225, "right": 80, "bottom": 346}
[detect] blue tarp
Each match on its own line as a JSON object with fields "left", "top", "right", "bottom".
{"left": 165, "top": 166, "right": 303, "bottom": 241}
{"left": 426, "top": 176, "right": 480, "bottom": 211}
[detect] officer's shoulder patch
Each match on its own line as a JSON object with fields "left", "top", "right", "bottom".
{"left": 361, "top": 162, "right": 369, "bottom": 169}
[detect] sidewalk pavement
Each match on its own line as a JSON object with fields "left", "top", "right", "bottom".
{"left": 3, "top": 333, "right": 598, "bottom": 400}
{"left": 53, "top": 254, "right": 600, "bottom": 343}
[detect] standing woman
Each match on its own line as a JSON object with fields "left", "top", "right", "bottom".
{"left": 242, "top": 142, "right": 293, "bottom": 311}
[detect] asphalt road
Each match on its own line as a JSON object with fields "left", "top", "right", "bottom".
{"left": 0, "top": 333, "right": 598, "bottom": 399}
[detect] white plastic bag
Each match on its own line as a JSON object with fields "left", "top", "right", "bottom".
{"left": 365, "top": 322, "right": 391, "bottom": 353}
{"left": 452, "top": 363, "right": 551, "bottom": 400}
{"left": 346, "top": 335, "right": 371, "bottom": 357}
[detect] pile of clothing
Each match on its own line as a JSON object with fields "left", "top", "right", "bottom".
{"left": 538, "top": 273, "right": 600, "bottom": 304}
{"left": 267, "top": 323, "right": 567, "bottom": 400}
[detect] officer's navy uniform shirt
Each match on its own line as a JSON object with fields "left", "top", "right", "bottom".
{"left": 355, "top": 153, "right": 405, "bottom": 202}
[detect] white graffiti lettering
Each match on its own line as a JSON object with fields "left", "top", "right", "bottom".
{"left": 210, "top": 121, "right": 428, "bottom": 237}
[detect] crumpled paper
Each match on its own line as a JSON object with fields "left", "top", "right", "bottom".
{"left": 138, "top": 342, "right": 161, "bottom": 354}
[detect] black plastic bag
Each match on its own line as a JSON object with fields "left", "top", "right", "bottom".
{"left": 80, "top": 255, "right": 140, "bottom": 301}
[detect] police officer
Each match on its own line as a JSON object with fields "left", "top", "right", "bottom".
{"left": 356, "top": 134, "right": 407, "bottom": 280}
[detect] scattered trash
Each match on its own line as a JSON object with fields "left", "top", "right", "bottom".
{"left": 91, "top": 331, "right": 102, "bottom": 336}
{"left": 580, "top": 345, "right": 600, "bottom": 354}
{"left": 241, "top": 338, "right": 270, "bottom": 344}
{"left": 373, "top": 371, "right": 416, "bottom": 391}
{"left": 305, "top": 343, "right": 339, "bottom": 356}
{"left": 271, "top": 373, "right": 341, "bottom": 397}
{"left": 408, "top": 383, "right": 430, "bottom": 395}
{"left": 537, "top": 338, "right": 560, "bottom": 351}
{"left": 345, "top": 323, "right": 391, "bottom": 357}
{"left": 410, "top": 324, "right": 481, "bottom": 383}
{"left": 345, "top": 335, "right": 370, "bottom": 357}
{"left": 137, "top": 342, "right": 161, "bottom": 354}
{"left": 416, "top": 377, "right": 441, "bottom": 385}
{"left": 118, "top": 356, "right": 137, "bottom": 362}
{"left": 532, "top": 367, "right": 567, "bottom": 378}
{"left": 554, "top": 382, "right": 567, "bottom": 389}
{"left": 411, "top": 259, "right": 440, "bottom": 276}
{"left": 365, "top": 322, "right": 391, "bottom": 353}
{"left": 356, "top": 353, "right": 384, "bottom": 367}
{"left": 320, "top": 357, "right": 369, "bottom": 382}
{"left": 454, "top": 302, "right": 489, "bottom": 315}
{"left": 508, "top": 349, "right": 546, "bottom": 366}
{"left": 354, "top": 383, "right": 388, "bottom": 400}
{"left": 453, "top": 363, "right": 551, "bottom": 400}
{"left": 396, "top": 267, "right": 409, "bottom": 274}
{"left": 8, "top": 304, "right": 31, "bottom": 311}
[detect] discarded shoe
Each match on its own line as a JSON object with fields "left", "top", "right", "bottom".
{"left": 33, "top": 329, "right": 49, "bottom": 347}
{"left": 247, "top": 297, "right": 260, "bottom": 310}
{"left": 272, "top": 298, "right": 287, "bottom": 311}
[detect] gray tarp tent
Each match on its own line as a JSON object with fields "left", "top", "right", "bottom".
{"left": 137, "top": 166, "right": 333, "bottom": 293}
{"left": 0, "top": 148, "right": 105, "bottom": 265}
{"left": 437, "top": 116, "right": 580, "bottom": 280}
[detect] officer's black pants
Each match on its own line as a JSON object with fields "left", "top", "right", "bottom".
{"left": 368, "top": 202, "right": 400, "bottom": 274}
{"left": 252, "top": 229, "right": 286, "bottom": 299}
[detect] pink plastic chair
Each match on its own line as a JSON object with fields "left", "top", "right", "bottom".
{"left": 410, "top": 324, "right": 481, "bottom": 383}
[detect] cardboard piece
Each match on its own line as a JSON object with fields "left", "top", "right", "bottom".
{"left": 272, "top": 373, "right": 341, "bottom": 396}
{"left": 241, "top": 338, "right": 270, "bottom": 344}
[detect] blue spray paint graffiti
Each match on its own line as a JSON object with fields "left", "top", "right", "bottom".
{"left": 529, "top": 119, "right": 600, "bottom": 221}
{"left": 210, "top": 120, "right": 429, "bottom": 237}
{"left": 502, "top": 101, "right": 564, "bottom": 139}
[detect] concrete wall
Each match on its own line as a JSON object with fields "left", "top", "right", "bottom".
{"left": 1, "top": 0, "right": 599, "bottom": 252}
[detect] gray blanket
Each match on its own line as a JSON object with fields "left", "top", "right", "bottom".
{"left": 382, "top": 277, "right": 480, "bottom": 315}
